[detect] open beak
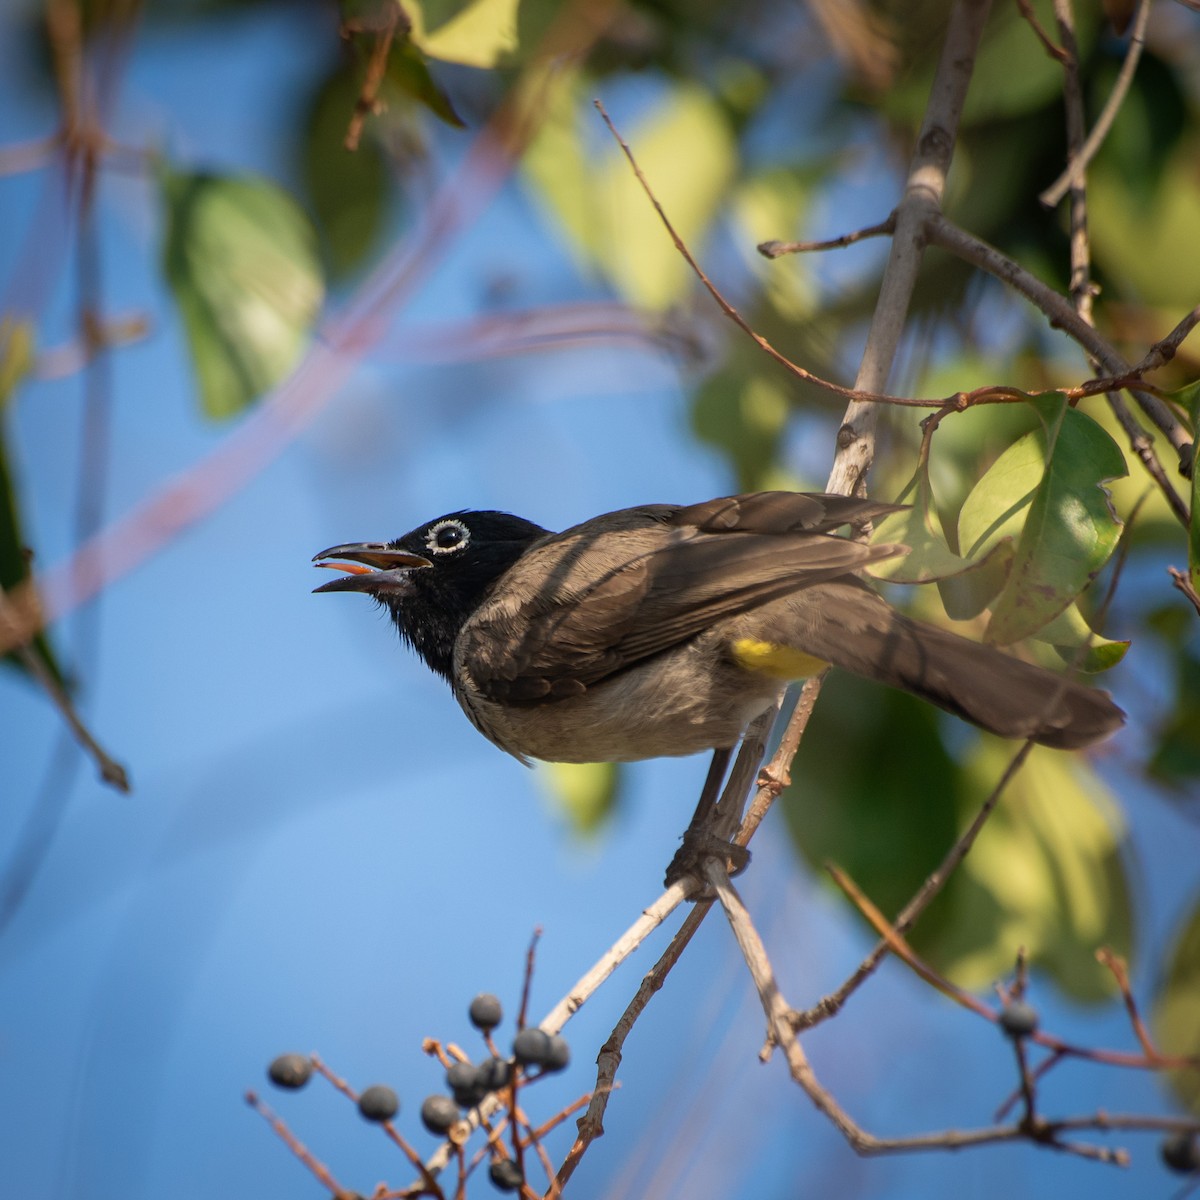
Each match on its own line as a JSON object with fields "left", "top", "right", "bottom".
{"left": 312, "top": 542, "right": 432, "bottom": 594}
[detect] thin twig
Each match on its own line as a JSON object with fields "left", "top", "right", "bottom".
{"left": 757, "top": 215, "right": 896, "bottom": 258}
{"left": 1129, "top": 303, "right": 1200, "bottom": 374}
{"left": 1168, "top": 566, "right": 1200, "bottom": 616}
{"left": 245, "top": 1091, "right": 358, "bottom": 1200}
{"left": 0, "top": 587, "right": 128, "bottom": 791}
{"left": 826, "top": 0, "right": 996, "bottom": 495}
{"left": 552, "top": 899, "right": 714, "bottom": 1193}
{"left": 1040, "top": 0, "right": 1152, "bottom": 207}
{"left": 792, "top": 738, "right": 1037, "bottom": 1030}
{"left": 1015, "top": 0, "right": 1069, "bottom": 60}
{"left": 343, "top": 2, "right": 404, "bottom": 151}
{"left": 592, "top": 100, "right": 938, "bottom": 415}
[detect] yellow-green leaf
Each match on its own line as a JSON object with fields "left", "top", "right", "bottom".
{"left": 538, "top": 760, "right": 621, "bottom": 835}
{"left": 1152, "top": 894, "right": 1200, "bottom": 1115}
{"left": 408, "top": 0, "right": 521, "bottom": 67}
{"left": 524, "top": 82, "right": 737, "bottom": 312}
{"left": 927, "top": 739, "right": 1133, "bottom": 1001}
{"left": 1034, "top": 602, "right": 1130, "bottom": 673}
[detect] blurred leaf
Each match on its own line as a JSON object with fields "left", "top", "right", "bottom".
{"left": 1090, "top": 144, "right": 1200, "bottom": 307}
{"left": 957, "top": 398, "right": 1126, "bottom": 645}
{"left": 0, "top": 319, "right": 63, "bottom": 686}
{"left": 525, "top": 81, "right": 736, "bottom": 311}
{"left": 1149, "top": 645, "right": 1200, "bottom": 788}
{"left": 1034, "top": 602, "right": 1129, "bottom": 673}
{"left": 389, "top": 37, "right": 465, "bottom": 127}
{"left": 927, "top": 740, "right": 1133, "bottom": 1000}
{"left": 301, "top": 67, "right": 394, "bottom": 279}
{"left": 784, "top": 679, "right": 962, "bottom": 940}
{"left": 692, "top": 364, "right": 788, "bottom": 491}
{"left": 538, "top": 760, "right": 621, "bottom": 835}
{"left": 408, "top": 0, "right": 520, "bottom": 67}
{"left": 1177, "top": 379, "right": 1200, "bottom": 591}
{"left": 1088, "top": 50, "right": 1187, "bottom": 210}
{"left": 161, "top": 169, "right": 324, "bottom": 420}
{"left": 730, "top": 168, "right": 815, "bottom": 323}
{"left": 0, "top": 317, "right": 34, "bottom": 411}
{"left": 599, "top": 86, "right": 735, "bottom": 311}
{"left": 1153, "top": 893, "right": 1200, "bottom": 1115}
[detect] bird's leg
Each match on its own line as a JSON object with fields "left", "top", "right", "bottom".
{"left": 664, "top": 747, "right": 751, "bottom": 889}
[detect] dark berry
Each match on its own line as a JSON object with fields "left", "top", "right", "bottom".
{"left": 267, "top": 1053, "right": 313, "bottom": 1090}
{"left": 543, "top": 1035, "right": 570, "bottom": 1073}
{"left": 478, "top": 1056, "right": 513, "bottom": 1090}
{"left": 998, "top": 1001, "right": 1039, "bottom": 1039}
{"left": 447, "top": 1062, "right": 488, "bottom": 1109}
{"left": 1161, "top": 1131, "right": 1200, "bottom": 1174}
{"left": 469, "top": 993, "right": 503, "bottom": 1030}
{"left": 420, "top": 1094, "right": 460, "bottom": 1135}
{"left": 357, "top": 1084, "right": 399, "bottom": 1123}
{"left": 446, "top": 1060, "right": 480, "bottom": 1092}
{"left": 512, "top": 1027, "right": 552, "bottom": 1067}
{"left": 488, "top": 1157, "right": 524, "bottom": 1192}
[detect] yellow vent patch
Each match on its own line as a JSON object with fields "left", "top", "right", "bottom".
{"left": 730, "top": 638, "right": 829, "bottom": 680}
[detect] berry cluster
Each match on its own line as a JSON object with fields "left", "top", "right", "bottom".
{"left": 262, "top": 991, "right": 574, "bottom": 1195}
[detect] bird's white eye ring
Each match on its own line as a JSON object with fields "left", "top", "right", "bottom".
{"left": 425, "top": 518, "right": 470, "bottom": 555}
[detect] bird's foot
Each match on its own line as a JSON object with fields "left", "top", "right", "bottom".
{"left": 664, "top": 829, "right": 751, "bottom": 894}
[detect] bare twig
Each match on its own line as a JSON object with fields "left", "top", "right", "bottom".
{"left": 826, "top": 863, "right": 994, "bottom": 1018}
{"left": 342, "top": 1, "right": 404, "bottom": 152}
{"left": 1014, "top": 0, "right": 1069, "bottom": 60}
{"left": 1039, "top": 0, "right": 1152, "bottom": 207}
{"left": 1131, "top": 303, "right": 1200, "bottom": 375}
{"left": 245, "top": 1091, "right": 359, "bottom": 1200}
{"left": 826, "top": 0, "right": 996, "bottom": 496}
{"left": 0, "top": 587, "right": 128, "bottom": 791}
{"left": 553, "top": 900, "right": 714, "bottom": 1192}
{"left": 757, "top": 215, "right": 896, "bottom": 258}
{"left": 1168, "top": 566, "right": 1200, "bottom": 616}
{"left": 704, "top": 860, "right": 1135, "bottom": 1162}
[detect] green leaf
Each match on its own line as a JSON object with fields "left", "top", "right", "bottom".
{"left": 958, "top": 398, "right": 1126, "bottom": 645}
{"left": 0, "top": 319, "right": 64, "bottom": 686}
{"left": 301, "top": 67, "right": 395, "bottom": 279}
{"left": 784, "top": 680, "right": 963, "bottom": 940}
{"left": 1090, "top": 146, "right": 1200, "bottom": 307}
{"left": 1176, "top": 379, "right": 1200, "bottom": 591}
{"left": 869, "top": 462, "right": 1010, "bottom": 586}
{"left": 1034, "top": 602, "right": 1130, "bottom": 673}
{"left": 388, "top": 38, "right": 465, "bottom": 128}
{"left": 691, "top": 364, "right": 789, "bottom": 491}
{"left": 926, "top": 739, "right": 1133, "bottom": 1001}
{"left": 1149, "top": 645, "right": 1200, "bottom": 788}
{"left": 537, "top": 760, "right": 621, "bottom": 835}
{"left": 1152, "top": 893, "right": 1200, "bottom": 1115}
{"left": 161, "top": 169, "right": 324, "bottom": 421}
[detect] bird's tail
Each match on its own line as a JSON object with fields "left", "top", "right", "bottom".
{"left": 782, "top": 581, "right": 1125, "bottom": 749}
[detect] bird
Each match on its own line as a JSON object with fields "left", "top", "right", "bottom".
{"left": 312, "top": 491, "right": 1124, "bottom": 766}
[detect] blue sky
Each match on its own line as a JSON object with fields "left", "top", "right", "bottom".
{"left": 0, "top": 3, "right": 1194, "bottom": 1198}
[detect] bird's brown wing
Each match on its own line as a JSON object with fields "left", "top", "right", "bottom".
{"left": 459, "top": 494, "right": 906, "bottom": 705}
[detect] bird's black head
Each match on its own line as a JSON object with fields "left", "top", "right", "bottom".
{"left": 313, "top": 510, "right": 549, "bottom": 681}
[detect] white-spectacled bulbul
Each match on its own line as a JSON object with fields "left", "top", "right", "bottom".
{"left": 312, "top": 491, "right": 1124, "bottom": 764}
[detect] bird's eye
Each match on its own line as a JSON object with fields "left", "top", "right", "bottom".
{"left": 425, "top": 518, "right": 470, "bottom": 555}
